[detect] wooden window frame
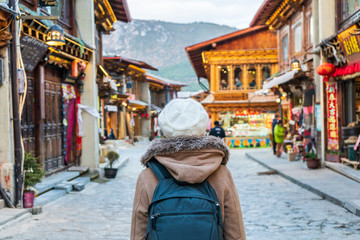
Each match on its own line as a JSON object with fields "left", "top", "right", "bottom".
{"left": 291, "top": 12, "right": 303, "bottom": 56}
{"left": 40, "top": 0, "right": 75, "bottom": 35}
{"left": 337, "top": 0, "right": 360, "bottom": 31}
{"left": 279, "top": 25, "right": 290, "bottom": 72}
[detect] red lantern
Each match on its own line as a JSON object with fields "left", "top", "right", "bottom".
{"left": 316, "top": 63, "right": 336, "bottom": 82}
{"left": 72, "top": 59, "right": 80, "bottom": 78}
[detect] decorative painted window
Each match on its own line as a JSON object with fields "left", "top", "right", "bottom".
{"left": 219, "top": 66, "right": 229, "bottom": 91}
{"left": 247, "top": 66, "right": 257, "bottom": 89}
{"left": 41, "top": 0, "right": 73, "bottom": 29}
{"left": 282, "top": 35, "right": 289, "bottom": 63}
{"left": 294, "top": 23, "right": 302, "bottom": 53}
{"left": 233, "top": 66, "right": 243, "bottom": 90}
{"left": 262, "top": 66, "right": 271, "bottom": 84}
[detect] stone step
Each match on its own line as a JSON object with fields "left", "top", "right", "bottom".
{"left": 35, "top": 171, "right": 80, "bottom": 195}
{"left": 54, "top": 183, "right": 73, "bottom": 193}
{"left": 0, "top": 199, "right": 4, "bottom": 209}
{"left": 67, "top": 166, "right": 89, "bottom": 174}
{"left": 34, "top": 189, "right": 67, "bottom": 206}
{"left": 81, "top": 171, "right": 100, "bottom": 181}
{"left": 0, "top": 208, "right": 31, "bottom": 226}
{"left": 64, "top": 177, "right": 91, "bottom": 191}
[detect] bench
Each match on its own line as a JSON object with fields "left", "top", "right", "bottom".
{"left": 340, "top": 158, "right": 359, "bottom": 170}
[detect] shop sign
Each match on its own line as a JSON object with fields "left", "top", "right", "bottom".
{"left": 337, "top": 25, "right": 360, "bottom": 64}
{"left": 234, "top": 110, "right": 261, "bottom": 116}
{"left": 326, "top": 82, "right": 339, "bottom": 150}
{"left": 38, "top": 0, "right": 57, "bottom": 7}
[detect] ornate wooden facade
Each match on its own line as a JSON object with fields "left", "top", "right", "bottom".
{"left": 186, "top": 26, "right": 279, "bottom": 122}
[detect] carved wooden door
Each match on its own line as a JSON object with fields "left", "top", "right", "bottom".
{"left": 21, "top": 74, "right": 36, "bottom": 154}
{"left": 43, "top": 66, "right": 64, "bottom": 172}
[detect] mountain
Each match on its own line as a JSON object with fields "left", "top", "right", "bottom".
{"left": 102, "top": 19, "right": 237, "bottom": 91}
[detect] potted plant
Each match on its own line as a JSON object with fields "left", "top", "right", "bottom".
{"left": 104, "top": 151, "right": 119, "bottom": 178}
{"left": 304, "top": 151, "right": 321, "bottom": 169}
{"left": 325, "top": 150, "right": 345, "bottom": 163}
{"left": 23, "top": 152, "right": 45, "bottom": 208}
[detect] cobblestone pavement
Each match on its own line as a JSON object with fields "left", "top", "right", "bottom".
{"left": 1, "top": 143, "right": 360, "bottom": 240}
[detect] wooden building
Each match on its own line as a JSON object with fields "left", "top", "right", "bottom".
{"left": 185, "top": 26, "right": 279, "bottom": 148}
{"left": 102, "top": 56, "right": 157, "bottom": 141}
{"left": 252, "top": 0, "right": 316, "bottom": 154}
{"left": 318, "top": 0, "right": 360, "bottom": 160}
{"left": 19, "top": 0, "right": 130, "bottom": 174}
{"left": 146, "top": 73, "right": 186, "bottom": 139}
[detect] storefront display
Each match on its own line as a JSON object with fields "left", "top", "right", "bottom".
{"left": 219, "top": 110, "right": 274, "bottom": 148}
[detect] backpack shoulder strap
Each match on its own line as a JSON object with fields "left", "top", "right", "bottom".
{"left": 146, "top": 158, "right": 172, "bottom": 180}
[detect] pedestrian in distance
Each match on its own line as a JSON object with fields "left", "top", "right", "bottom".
{"left": 235, "top": 78, "right": 242, "bottom": 89}
{"left": 274, "top": 119, "right": 285, "bottom": 158}
{"left": 209, "top": 120, "right": 226, "bottom": 139}
{"left": 108, "top": 128, "right": 116, "bottom": 140}
{"left": 271, "top": 115, "right": 280, "bottom": 155}
{"left": 130, "top": 98, "right": 246, "bottom": 240}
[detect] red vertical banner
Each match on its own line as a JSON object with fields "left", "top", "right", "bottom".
{"left": 326, "top": 82, "right": 339, "bottom": 150}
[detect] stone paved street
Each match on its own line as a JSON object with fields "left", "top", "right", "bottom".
{"left": 1, "top": 142, "right": 360, "bottom": 240}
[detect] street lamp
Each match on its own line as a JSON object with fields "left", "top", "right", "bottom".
{"left": 46, "top": 24, "right": 65, "bottom": 46}
{"left": 19, "top": 15, "right": 65, "bottom": 46}
{"left": 291, "top": 58, "right": 301, "bottom": 71}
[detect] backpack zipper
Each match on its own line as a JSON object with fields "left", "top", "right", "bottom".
{"left": 150, "top": 210, "right": 216, "bottom": 229}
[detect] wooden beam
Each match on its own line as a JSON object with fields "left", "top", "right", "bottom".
{"left": 20, "top": 15, "right": 59, "bottom": 20}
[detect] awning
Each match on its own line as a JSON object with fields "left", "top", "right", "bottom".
{"left": 151, "top": 104, "right": 163, "bottom": 111}
{"left": 263, "top": 70, "right": 299, "bottom": 89}
{"left": 129, "top": 99, "right": 148, "bottom": 108}
{"left": 332, "top": 62, "right": 360, "bottom": 80}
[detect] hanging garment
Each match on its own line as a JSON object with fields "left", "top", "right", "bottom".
{"left": 65, "top": 99, "right": 75, "bottom": 164}
{"left": 77, "top": 104, "right": 101, "bottom": 137}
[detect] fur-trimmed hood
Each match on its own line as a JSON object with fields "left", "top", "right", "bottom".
{"left": 140, "top": 136, "right": 230, "bottom": 184}
{"left": 141, "top": 136, "right": 230, "bottom": 165}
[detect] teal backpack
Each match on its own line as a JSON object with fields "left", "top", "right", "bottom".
{"left": 146, "top": 159, "right": 224, "bottom": 240}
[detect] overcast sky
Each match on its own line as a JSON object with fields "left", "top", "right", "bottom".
{"left": 127, "top": 0, "right": 264, "bottom": 29}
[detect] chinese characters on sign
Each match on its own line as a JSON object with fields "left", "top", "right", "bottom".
{"left": 326, "top": 82, "right": 339, "bottom": 150}
{"left": 338, "top": 25, "right": 360, "bottom": 64}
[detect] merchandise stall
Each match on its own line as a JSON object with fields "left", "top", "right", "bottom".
{"left": 220, "top": 110, "right": 274, "bottom": 148}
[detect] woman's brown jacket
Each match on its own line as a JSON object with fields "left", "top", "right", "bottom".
{"left": 130, "top": 136, "right": 246, "bottom": 240}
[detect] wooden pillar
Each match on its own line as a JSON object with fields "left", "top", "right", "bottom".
{"left": 120, "top": 111, "right": 126, "bottom": 139}
{"left": 271, "top": 63, "right": 278, "bottom": 76}
{"left": 256, "top": 64, "right": 262, "bottom": 89}
{"left": 243, "top": 64, "right": 248, "bottom": 90}
{"left": 116, "top": 107, "right": 121, "bottom": 139}
{"left": 228, "top": 65, "right": 234, "bottom": 90}
{"left": 215, "top": 65, "right": 220, "bottom": 91}
{"left": 210, "top": 64, "right": 216, "bottom": 92}
{"left": 101, "top": 99, "right": 105, "bottom": 137}
{"left": 211, "top": 111, "right": 219, "bottom": 128}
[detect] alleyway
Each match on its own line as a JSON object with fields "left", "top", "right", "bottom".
{"left": 1, "top": 142, "right": 360, "bottom": 240}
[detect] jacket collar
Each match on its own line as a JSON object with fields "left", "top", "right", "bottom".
{"left": 141, "top": 136, "right": 230, "bottom": 166}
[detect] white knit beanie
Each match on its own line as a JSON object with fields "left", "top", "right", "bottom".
{"left": 158, "top": 98, "right": 209, "bottom": 138}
